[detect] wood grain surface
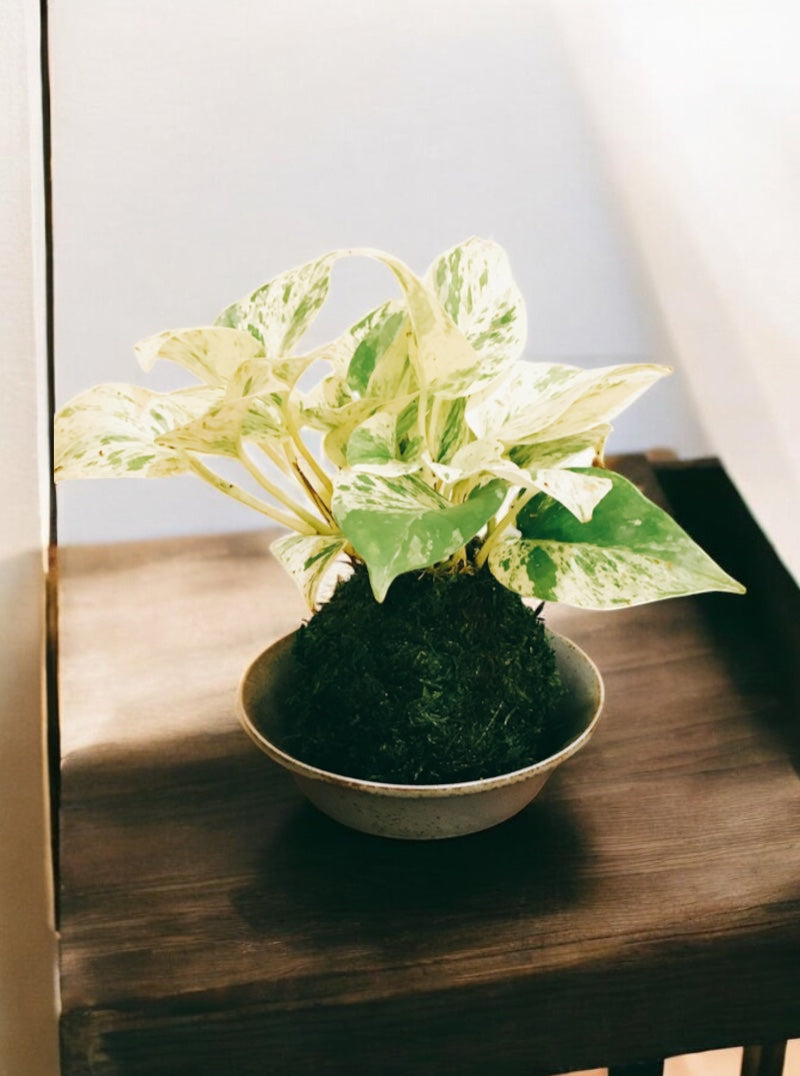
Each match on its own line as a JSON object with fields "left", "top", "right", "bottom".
{"left": 57, "top": 457, "right": 800, "bottom": 1075}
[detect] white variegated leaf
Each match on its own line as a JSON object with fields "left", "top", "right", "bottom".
{"left": 215, "top": 253, "right": 336, "bottom": 357}
{"left": 270, "top": 533, "right": 348, "bottom": 609}
{"left": 488, "top": 468, "right": 745, "bottom": 608}
{"left": 301, "top": 373, "right": 356, "bottom": 429}
{"left": 509, "top": 424, "right": 611, "bottom": 471}
{"left": 345, "top": 411, "right": 418, "bottom": 476}
{"left": 345, "top": 302, "right": 407, "bottom": 394}
{"left": 428, "top": 396, "right": 470, "bottom": 464}
{"left": 536, "top": 363, "right": 671, "bottom": 441}
{"left": 311, "top": 391, "right": 416, "bottom": 468}
{"left": 134, "top": 327, "right": 266, "bottom": 387}
{"left": 426, "top": 439, "right": 509, "bottom": 486}
{"left": 425, "top": 237, "right": 527, "bottom": 368}
{"left": 351, "top": 248, "right": 503, "bottom": 398}
{"left": 467, "top": 361, "right": 670, "bottom": 444}
{"left": 526, "top": 468, "right": 612, "bottom": 523}
{"left": 54, "top": 384, "right": 219, "bottom": 480}
{"left": 225, "top": 359, "right": 285, "bottom": 400}
{"left": 426, "top": 441, "right": 611, "bottom": 522}
{"left": 332, "top": 470, "right": 507, "bottom": 601}
{"left": 156, "top": 389, "right": 289, "bottom": 457}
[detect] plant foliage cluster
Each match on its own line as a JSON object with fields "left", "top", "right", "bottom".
{"left": 55, "top": 238, "right": 744, "bottom": 612}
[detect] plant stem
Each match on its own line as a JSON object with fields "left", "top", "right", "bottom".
{"left": 287, "top": 453, "right": 337, "bottom": 527}
{"left": 236, "top": 444, "right": 333, "bottom": 533}
{"left": 428, "top": 394, "right": 442, "bottom": 458}
{"left": 285, "top": 407, "right": 333, "bottom": 497}
{"left": 187, "top": 455, "right": 319, "bottom": 535}
{"left": 258, "top": 441, "right": 293, "bottom": 477}
{"left": 474, "top": 488, "right": 536, "bottom": 569}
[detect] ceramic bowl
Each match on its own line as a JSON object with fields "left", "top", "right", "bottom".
{"left": 237, "top": 628, "right": 604, "bottom": 840}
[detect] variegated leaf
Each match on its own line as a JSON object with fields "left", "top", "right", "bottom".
{"left": 314, "top": 392, "right": 416, "bottom": 468}
{"left": 527, "top": 468, "right": 612, "bottom": 523}
{"left": 54, "top": 384, "right": 219, "bottom": 480}
{"left": 332, "top": 470, "right": 507, "bottom": 601}
{"left": 358, "top": 249, "right": 504, "bottom": 398}
{"left": 215, "top": 253, "right": 336, "bottom": 357}
{"left": 226, "top": 358, "right": 284, "bottom": 400}
{"left": 270, "top": 533, "right": 348, "bottom": 609}
{"left": 427, "top": 441, "right": 611, "bottom": 522}
{"left": 429, "top": 396, "right": 470, "bottom": 464}
{"left": 488, "top": 468, "right": 745, "bottom": 609}
{"left": 156, "top": 389, "right": 289, "bottom": 457}
{"left": 425, "top": 236, "right": 527, "bottom": 368}
{"left": 537, "top": 363, "right": 671, "bottom": 442}
{"left": 346, "top": 302, "right": 407, "bottom": 394}
{"left": 134, "top": 327, "right": 265, "bottom": 386}
{"left": 509, "top": 424, "right": 611, "bottom": 471}
{"left": 345, "top": 411, "right": 418, "bottom": 476}
{"left": 467, "top": 361, "right": 670, "bottom": 444}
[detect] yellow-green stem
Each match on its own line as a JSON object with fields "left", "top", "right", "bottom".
{"left": 187, "top": 455, "right": 318, "bottom": 535}
{"left": 285, "top": 408, "right": 333, "bottom": 497}
{"left": 236, "top": 444, "right": 333, "bottom": 534}
{"left": 474, "top": 488, "right": 536, "bottom": 569}
{"left": 288, "top": 456, "right": 336, "bottom": 527}
{"left": 258, "top": 441, "right": 293, "bottom": 477}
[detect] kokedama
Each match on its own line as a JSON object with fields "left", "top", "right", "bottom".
{"left": 55, "top": 238, "right": 744, "bottom": 791}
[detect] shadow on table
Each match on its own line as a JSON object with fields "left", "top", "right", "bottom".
{"left": 231, "top": 792, "right": 592, "bottom": 955}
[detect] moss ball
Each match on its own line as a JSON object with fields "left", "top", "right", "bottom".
{"left": 278, "top": 564, "right": 566, "bottom": 784}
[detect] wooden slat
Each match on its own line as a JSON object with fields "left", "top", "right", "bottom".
{"left": 57, "top": 457, "right": 800, "bottom": 1075}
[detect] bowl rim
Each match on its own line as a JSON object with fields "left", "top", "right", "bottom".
{"left": 237, "top": 627, "right": 605, "bottom": 798}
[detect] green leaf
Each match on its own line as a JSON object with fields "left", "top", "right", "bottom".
{"left": 332, "top": 471, "right": 507, "bottom": 601}
{"left": 270, "top": 533, "right": 348, "bottom": 609}
{"left": 488, "top": 468, "right": 746, "bottom": 609}
{"left": 215, "top": 253, "right": 336, "bottom": 357}
{"left": 425, "top": 236, "right": 526, "bottom": 368}
{"left": 134, "top": 327, "right": 266, "bottom": 387}
{"left": 54, "top": 384, "right": 219, "bottom": 480}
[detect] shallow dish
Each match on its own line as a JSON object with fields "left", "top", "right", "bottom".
{"left": 237, "top": 629, "right": 604, "bottom": 840}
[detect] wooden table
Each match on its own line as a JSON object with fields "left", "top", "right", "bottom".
{"left": 57, "top": 457, "right": 800, "bottom": 1075}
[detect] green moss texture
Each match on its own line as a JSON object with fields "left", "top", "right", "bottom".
{"left": 277, "top": 565, "right": 566, "bottom": 785}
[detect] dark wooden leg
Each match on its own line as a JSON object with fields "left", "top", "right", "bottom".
{"left": 608, "top": 1061, "right": 664, "bottom": 1076}
{"left": 741, "top": 1042, "right": 787, "bottom": 1076}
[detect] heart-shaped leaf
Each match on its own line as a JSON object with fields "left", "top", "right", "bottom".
{"left": 54, "top": 384, "right": 219, "bottom": 480}
{"left": 134, "top": 327, "right": 266, "bottom": 387}
{"left": 332, "top": 471, "right": 507, "bottom": 600}
{"left": 270, "top": 533, "right": 348, "bottom": 609}
{"left": 467, "top": 361, "right": 669, "bottom": 444}
{"left": 425, "top": 236, "right": 527, "bottom": 369}
{"left": 215, "top": 253, "right": 336, "bottom": 357}
{"left": 488, "top": 468, "right": 745, "bottom": 608}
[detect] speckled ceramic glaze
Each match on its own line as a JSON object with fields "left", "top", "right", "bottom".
{"left": 237, "top": 629, "right": 604, "bottom": 840}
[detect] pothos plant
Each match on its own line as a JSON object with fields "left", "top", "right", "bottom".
{"left": 54, "top": 237, "right": 743, "bottom": 610}
{"left": 55, "top": 239, "right": 744, "bottom": 782}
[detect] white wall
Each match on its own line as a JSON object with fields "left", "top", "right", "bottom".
{"left": 51, "top": 0, "right": 708, "bottom": 545}
{"left": 0, "top": 2, "right": 60, "bottom": 1073}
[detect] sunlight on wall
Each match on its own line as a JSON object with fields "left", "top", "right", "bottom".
{"left": 553, "top": 0, "right": 800, "bottom": 585}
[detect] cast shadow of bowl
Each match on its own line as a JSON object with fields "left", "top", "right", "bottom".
{"left": 230, "top": 791, "right": 593, "bottom": 958}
